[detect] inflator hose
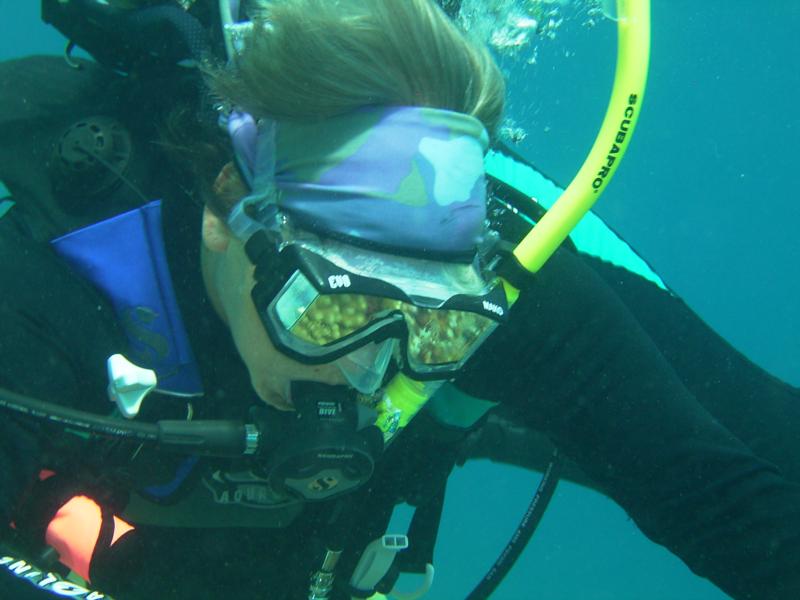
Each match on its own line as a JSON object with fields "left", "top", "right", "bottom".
{"left": 465, "top": 451, "right": 561, "bottom": 600}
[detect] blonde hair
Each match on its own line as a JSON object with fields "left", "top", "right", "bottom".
{"left": 210, "top": 0, "right": 505, "bottom": 136}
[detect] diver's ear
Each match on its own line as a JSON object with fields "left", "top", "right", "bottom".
{"left": 202, "top": 205, "right": 231, "bottom": 253}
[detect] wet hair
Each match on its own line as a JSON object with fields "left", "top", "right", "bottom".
{"left": 209, "top": 0, "right": 505, "bottom": 134}
{"left": 157, "top": 101, "right": 231, "bottom": 214}
{"left": 162, "top": 0, "right": 505, "bottom": 218}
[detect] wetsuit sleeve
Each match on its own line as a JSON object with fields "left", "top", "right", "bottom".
{"left": 583, "top": 254, "right": 800, "bottom": 482}
{"left": 0, "top": 550, "right": 97, "bottom": 600}
{"left": 455, "top": 247, "right": 800, "bottom": 600}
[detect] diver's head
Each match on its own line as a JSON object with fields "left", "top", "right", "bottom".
{"left": 200, "top": 0, "right": 507, "bottom": 410}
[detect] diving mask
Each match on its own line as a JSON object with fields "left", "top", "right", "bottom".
{"left": 244, "top": 226, "right": 508, "bottom": 387}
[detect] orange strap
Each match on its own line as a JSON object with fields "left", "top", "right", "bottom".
{"left": 45, "top": 495, "right": 134, "bottom": 582}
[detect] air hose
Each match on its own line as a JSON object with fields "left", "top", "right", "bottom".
{"left": 0, "top": 386, "right": 252, "bottom": 457}
{"left": 465, "top": 451, "right": 560, "bottom": 600}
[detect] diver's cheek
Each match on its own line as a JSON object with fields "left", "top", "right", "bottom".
{"left": 307, "top": 363, "right": 348, "bottom": 386}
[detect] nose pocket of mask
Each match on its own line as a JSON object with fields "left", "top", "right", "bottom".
{"left": 335, "top": 339, "right": 397, "bottom": 394}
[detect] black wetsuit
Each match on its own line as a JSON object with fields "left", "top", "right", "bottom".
{"left": 1, "top": 56, "right": 800, "bottom": 600}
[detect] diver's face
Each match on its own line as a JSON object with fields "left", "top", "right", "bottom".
{"left": 200, "top": 206, "right": 345, "bottom": 411}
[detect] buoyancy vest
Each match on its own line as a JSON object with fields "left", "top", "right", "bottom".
{"left": 52, "top": 200, "right": 202, "bottom": 397}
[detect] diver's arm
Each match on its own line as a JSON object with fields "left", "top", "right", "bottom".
{"left": 0, "top": 549, "right": 93, "bottom": 600}
{"left": 0, "top": 417, "right": 40, "bottom": 527}
{"left": 0, "top": 224, "right": 132, "bottom": 594}
{"left": 0, "top": 218, "right": 124, "bottom": 524}
{"left": 461, "top": 252, "right": 800, "bottom": 494}
{"left": 456, "top": 247, "right": 800, "bottom": 600}
{"left": 583, "top": 253, "right": 800, "bottom": 482}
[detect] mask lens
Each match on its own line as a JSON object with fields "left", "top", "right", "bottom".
{"left": 273, "top": 271, "right": 320, "bottom": 331}
{"left": 271, "top": 272, "right": 498, "bottom": 374}
{"left": 401, "top": 305, "right": 498, "bottom": 371}
{"left": 274, "top": 272, "right": 403, "bottom": 346}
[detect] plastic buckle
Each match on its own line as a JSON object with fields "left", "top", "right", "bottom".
{"left": 106, "top": 354, "right": 157, "bottom": 418}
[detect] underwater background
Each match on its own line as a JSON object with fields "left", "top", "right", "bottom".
{"left": 1, "top": 2, "right": 797, "bottom": 598}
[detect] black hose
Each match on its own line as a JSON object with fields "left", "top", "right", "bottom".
{"left": 0, "top": 386, "right": 159, "bottom": 442}
{"left": 465, "top": 450, "right": 561, "bottom": 600}
{"left": 0, "top": 387, "right": 250, "bottom": 456}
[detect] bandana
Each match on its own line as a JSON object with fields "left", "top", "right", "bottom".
{"left": 228, "top": 105, "right": 490, "bottom": 258}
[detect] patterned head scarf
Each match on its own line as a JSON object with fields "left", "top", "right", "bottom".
{"left": 227, "top": 105, "right": 490, "bottom": 259}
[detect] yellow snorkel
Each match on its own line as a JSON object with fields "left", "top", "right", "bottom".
{"left": 512, "top": 0, "right": 651, "bottom": 277}
{"left": 373, "top": 0, "right": 651, "bottom": 443}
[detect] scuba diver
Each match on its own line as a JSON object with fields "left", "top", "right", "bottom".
{"left": 1, "top": 1, "right": 799, "bottom": 598}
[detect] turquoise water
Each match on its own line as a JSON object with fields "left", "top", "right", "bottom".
{"left": 2, "top": 2, "right": 797, "bottom": 598}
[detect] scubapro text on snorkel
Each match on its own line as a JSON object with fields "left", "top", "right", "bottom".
{"left": 592, "top": 94, "right": 639, "bottom": 193}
